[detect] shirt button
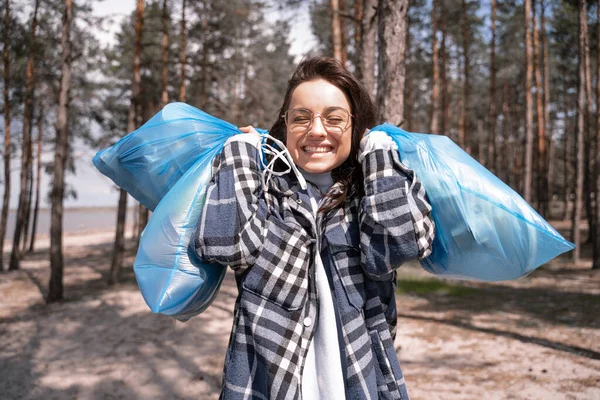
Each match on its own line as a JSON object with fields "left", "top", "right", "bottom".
{"left": 303, "top": 317, "right": 312, "bottom": 327}
{"left": 296, "top": 198, "right": 302, "bottom": 204}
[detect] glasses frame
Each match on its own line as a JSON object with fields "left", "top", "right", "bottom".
{"left": 283, "top": 107, "right": 353, "bottom": 134}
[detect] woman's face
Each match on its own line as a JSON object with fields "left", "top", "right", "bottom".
{"left": 285, "top": 79, "right": 353, "bottom": 174}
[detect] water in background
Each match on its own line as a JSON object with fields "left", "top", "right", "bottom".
{"left": 4, "top": 208, "right": 137, "bottom": 241}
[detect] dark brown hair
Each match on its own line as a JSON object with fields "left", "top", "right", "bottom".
{"left": 269, "top": 56, "right": 378, "bottom": 212}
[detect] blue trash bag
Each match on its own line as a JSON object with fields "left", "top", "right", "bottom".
{"left": 372, "top": 123, "right": 575, "bottom": 281}
{"left": 93, "top": 102, "right": 243, "bottom": 318}
{"left": 93, "top": 102, "right": 240, "bottom": 211}
{"left": 133, "top": 154, "right": 226, "bottom": 319}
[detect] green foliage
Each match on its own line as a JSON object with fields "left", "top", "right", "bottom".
{"left": 397, "top": 278, "right": 479, "bottom": 297}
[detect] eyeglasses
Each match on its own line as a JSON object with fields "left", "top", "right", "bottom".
{"left": 283, "top": 107, "right": 352, "bottom": 134}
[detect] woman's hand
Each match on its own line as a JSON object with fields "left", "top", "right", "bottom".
{"left": 239, "top": 125, "right": 260, "bottom": 135}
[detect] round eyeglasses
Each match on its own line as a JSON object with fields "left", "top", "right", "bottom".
{"left": 283, "top": 107, "right": 352, "bottom": 134}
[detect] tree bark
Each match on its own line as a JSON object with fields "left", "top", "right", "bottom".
{"left": 430, "top": 0, "right": 440, "bottom": 134}
{"left": 161, "top": 0, "right": 169, "bottom": 107}
{"left": 572, "top": 0, "right": 586, "bottom": 262}
{"left": 460, "top": 0, "right": 470, "bottom": 153}
{"left": 179, "top": 0, "right": 186, "bottom": 102}
{"left": 582, "top": 0, "right": 595, "bottom": 244}
{"left": 109, "top": 0, "right": 144, "bottom": 285}
{"left": 359, "top": 0, "right": 377, "bottom": 99}
{"left": 353, "top": 0, "right": 363, "bottom": 76}
{"left": 440, "top": 1, "right": 449, "bottom": 135}
{"left": 523, "top": 0, "right": 534, "bottom": 203}
{"left": 48, "top": 0, "right": 72, "bottom": 303}
{"left": 533, "top": 1, "right": 547, "bottom": 217}
{"left": 487, "top": 0, "right": 497, "bottom": 172}
{"left": 330, "top": 0, "right": 343, "bottom": 65}
{"left": 594, "top": 0, "right": 600, "bottom": 269}
{"left": 9, "top": 0, "right": 39, "bottom": 271}
{"left": 376, "top": 0, "right": 409, "bottom": 126}
{"left": 29, "top": 108, "right": 43, "bottom": 253}
{"left": 0, "top": 0, "right": 12, "bottom": 272}
{"left": 501, "top": 81, "right": 510, "bottom": 185}
{"left": 339, "top": 0, "right": 348, "bottom": 67}
{"left": 541, "top": 0, "right": 551, "bottom": 213}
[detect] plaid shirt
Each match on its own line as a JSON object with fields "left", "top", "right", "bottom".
{"left": 194, "top": 133, "right": 434, "bottom": 400}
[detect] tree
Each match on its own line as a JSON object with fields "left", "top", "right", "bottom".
{"left": 9, "top": 0, "right": 39, "bottom": 271}
{"left": 47, "top": 0, "right": 73, "bottom": 302}
{"left": 0, "top": 0, "right": 11, "bottom": 272}
{"left": 330, "top": 0, "right": 344, "bottom": 65}
{"left": 179, "top": 0, "right": 186, "bottom": 102}
{"left": 358, "top": 0, "right": 377, "bottom": 98}
{"left": 523, "top": 0, "right": 534, "bottom": 203}
{"left": 28, "top": 103, "right": 43, "bottom": 252}
{"left": 459, "top": 0, "right": 470, "bottom": 152}
{"left": 109, "top": 0, "right": 144, "bottom": 285}
{"left": 430, "top": 0, "right": 440, "bottom": 133}
{"left": 533, "top": 0, "right": 546, "bottom": 216}
{"left": 376, "top": 0, "right": 409, "bottom": 125}
{"left": 594, "top": 0, "right": 600, "bottom": 270}
{"left": 161, "top": 0, "right": 168, "bottom": 107}
{"left": 487, "top": 0, "right": 497, "bottom": 172}
{"left": 572, "top": 0, "right": 586, "bottom": 262}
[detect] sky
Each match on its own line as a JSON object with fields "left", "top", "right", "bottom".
{"left": 7, "top": 0, "right": 316, "bottom": 210}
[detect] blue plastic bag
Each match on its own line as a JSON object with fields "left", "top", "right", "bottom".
{"left": 93, "top": 102, "right": 240, "bottom": 211}
{"left": 372, "top": 123, "right": 575, "bottom": 281}
{"left": 93, "top": 103, "right": 239, "bottom": 318}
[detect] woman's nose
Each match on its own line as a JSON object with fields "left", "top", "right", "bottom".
{"left": 309, "top": 116, "right": 327, "bottom": 137}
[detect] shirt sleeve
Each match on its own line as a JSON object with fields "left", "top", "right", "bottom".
{"left": 358, "top": 131, "right": 435, "bottom": 280}
{"left": 192, "top": 134, "right": 268, "bottom": 274}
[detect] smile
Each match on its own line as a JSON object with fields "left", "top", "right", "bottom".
{"left": 302, "top": 146, "right": 333, "bottom": 153}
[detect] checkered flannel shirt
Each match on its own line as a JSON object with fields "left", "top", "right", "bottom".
{"left": 193, "top": 132, "right": 435, "bottom": 400}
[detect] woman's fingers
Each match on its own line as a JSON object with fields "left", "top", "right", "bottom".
{"left": 239, "top": 125, "right": 259, "bottom": 135}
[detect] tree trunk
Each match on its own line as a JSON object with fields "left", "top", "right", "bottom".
{"left": 404, "top": 23, "right": 413, "bottom": 130}
{"left": 22, "top": 144, "right": 34, "bottom": 251}
{"left": 582, "top": 0, "right": 595, "bottom": 244}
{"left": 376, "top": 0, "right": 409, "bottom": 126}
{"left": 594, "top": 1, "right": 600, "bottom": 269}
{"left": 359, "top": 0, "right": 377, "bottom": 99}
{"left": 541, "top": 0, "right": 552, "bottom": 214}
{"left": 9, "top": 0, "right": 39, "bottom": 271}
{"left": 110, "top": 0, "right": 144, "bottom": 285}
{"left": 440, "top": 0, "right": 448, "bottom": 135}
{"left": 487, "top": 0, "right": 497, "bottom": 172}
{"left": 572, "top": 0, "right": 586, "bottom": 262}
{"left": 0, "top": 0, "right": 12, "bottom": 272}
{"left": 29, "top": 108, "right": 43, "bottom": 253}
{"left": 353, "top": 0, "right": 363, "bottom": 77}
{"left": 533, "top": 1, "right": 547, "bottom": 217}
{"left": 200, "top": 12, "right": 207, "bottom": 109}
{"left": 161, "top": 0, "right": 168, "bottom": 107}
{"left": 330, "top": 0, "right": 343, "bottom": 65}
{"left": 179, "top": 0, "right": 186, "bottom": 102}
{"left": 460, "top": 0, "right": 470, "bottom": 154}
{"left": 339, "top": 0, "right": 348, "bottom": 67}
{"left": 501, "top": 81, "right": 510, "bottom": 185}
{"left": 523, "top": 0, "right": 534, "bottom": 203}
{"left": 430, "top": 0, "right": 440, "bottom": 134}
{"left": 48, "top": 0, "right": 72, "bottom": 303}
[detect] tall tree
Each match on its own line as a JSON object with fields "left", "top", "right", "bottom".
{"left": 28, "top": 105, "right": 43, "bottom": 252}
{"left": 440, "top": 0, "right": 449, "bottom": 134}
{"left": 460, "top": 0, "right": 470, "bottom": 152}
{"left": 109, "top": 0, "right": 144, "bottom": 285}
{"left": 9, "top": 0, "right": 39, "bottom": 271}
{"left": 533, "top": 0, "right": 546, "bottom": 216}
{"left": 594, "top": 0, "right": 600, "bottom": 270}
{"left": 376, "top": 0, "right": 409, "bottom": 125}
{"left": 47, "top": 0, "right": 73, "bottom": 302}
{"left": 358, "top": 0, "right": 377, "bottom": 98}
{"left": 330, "top": 0, "right": 343, "bottom": 64}
{"left": 572, "top": 0, "right": 586, "bottom": 262}
{"left": 430, "top": 0, "right": 440, "bottom": 133}
{"left": 0, "top": 0, "right": 12, "bottom": 272}
{"left": 487, "top": 0, "right": 497, "bottom": 172}
{"left": 179, "top": 0, "right": 186, "bottom": 102}
{"left": 161, "top": 0, "right": 168, "bottom": 107}
{"left": 582, "top": 0, "right": 594, "bottom": 244}
{"left": 523, "top": 0, "right": 534, "bottom": 203}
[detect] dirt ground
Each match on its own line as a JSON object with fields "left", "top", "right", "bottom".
{"left": 1, "top": 228, "right": 599, "bottom": 400}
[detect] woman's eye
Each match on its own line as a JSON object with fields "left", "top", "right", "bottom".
{"left": 326, "top": 117, "right": 344, "bottom": 125}
{"left": 294, "top": 117, "right": 310, "bottom": 124}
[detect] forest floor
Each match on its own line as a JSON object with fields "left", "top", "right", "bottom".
{"left": 1, "top": 222, "right": 599, "bottom": 400}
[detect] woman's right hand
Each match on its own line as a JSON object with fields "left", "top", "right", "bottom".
{"left": 239, "top": 125, "right": 260, "bottom": 135}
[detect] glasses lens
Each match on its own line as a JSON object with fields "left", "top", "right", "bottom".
{"left": 285, "top": 108, "right": 351, "bottom": 133}
{"left": 322, "top": 108, "right": 350, "bottom": 132}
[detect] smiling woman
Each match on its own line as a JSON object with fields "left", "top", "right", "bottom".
{"left": 193, "top": 56, "right": 436, "bottom": 399}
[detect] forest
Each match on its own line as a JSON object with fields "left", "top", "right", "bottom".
{"left": 1, "top": 1, "right": 599, "bottom": 398}
{"left": 1, "top": 0, "right": 598, "bottom": 296}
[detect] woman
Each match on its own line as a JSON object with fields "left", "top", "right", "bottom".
{"left": 193, "top": 56, "right": 435, "bottom": 400}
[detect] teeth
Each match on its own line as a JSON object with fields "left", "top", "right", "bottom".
{"left": 303, "top": 146, "right": 332, "bottom": 153}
